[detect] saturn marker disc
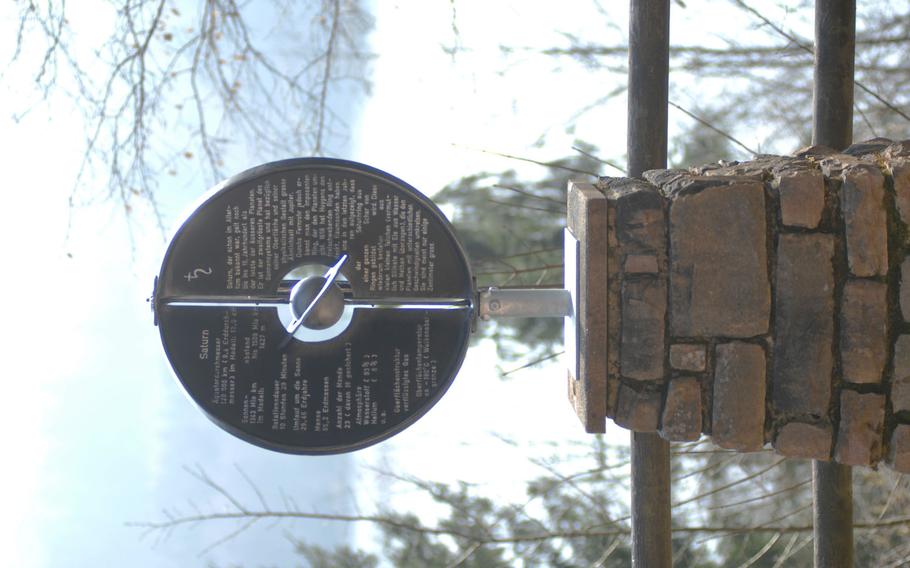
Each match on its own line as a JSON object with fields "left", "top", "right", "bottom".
{"left": 153, "top": 158, "right": 474, "bottom": 454}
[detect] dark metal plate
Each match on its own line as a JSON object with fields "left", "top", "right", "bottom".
{"left": 154, "top": 159, "right": 474, "bottom": 454}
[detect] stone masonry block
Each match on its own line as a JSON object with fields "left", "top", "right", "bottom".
{"left": 843, "top": 138, "right": 893, "bottom": 158}
{"left": 669, "top": 181, "right": 770, "bottom": 338}
{"left": 613, "top": 383, "right": 662, "bottom": 432}
{"left": 670, "top": 344, "right": 707, "bottom": 372}
{"left": 713, "top": 342, "right": 766, "bottom": 451}
{"left": 617, "top": 200, "right": 664, "bottom": 259}
{"left": 599, "top": 178, "right": 667, "bottom": 269}
{"left": 835, "top": 390, "right": 885, "bottom": 466}
{"left": 660, "top": 377, "right": 702, "bottom": 442}
{"left": 902, "top": 258, "right": 910, "bottom": 322}
{"left": 696, "top": 155, "right": 796, "bottom": 179}
{"left": 772, "top": 234, "right": 835, "bottom": 418}
{"left": 624, "top": 254, "right": 658, "bottom": 274}
{"left": 641, "top": 168, "right": 696, "bottom": 196}
{"left": 889, "top": 159, "right": 910, "bottom": 226}
{"left": 892, "top": 335, "right": 910, "bottom": 415}
{"left": 840, "top": 164, "right": 888, "bottom": 277}
{"left": 794, "top": 145, "right": 838, "bottom": 159}
{"left": 606, "top": 204, "right": 620, "bottom": 382}
{"left": 840, "top": 280, "right": 888, "bottom": 384}
{"left": 888, "top": 424, "right": 910, "bottom": 474}
{"left": 776, "top": 169, "right": 825, "bottom": 229}
{"left": 621, "top": 277, "right": 666, "bottom": 381}
{"left": 884, "top": 139, "right": 910, "bottom": 159}
{"left": 773, "top": 421, "right": 833, "bottom": 461}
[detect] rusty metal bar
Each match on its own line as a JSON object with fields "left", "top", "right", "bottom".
{"left": 627, "top": 1, "right": 672, "bottom": 566}
{"left": 813, "top": 0, "right": 855, "bottom": 150}
{"left": 813, "top": 461, "right": 854, "bottom": 567}
{"left": 477, "top": 287, "right": 573, "bottom": 319}
{"left": 630, "top": 431, "right": 672, "bottom": 566}
{"left": 627, "top": 1, "right": 670, "bottom": 179}
{"left": 812, "top": 1, "right": 856, "bottom": 567}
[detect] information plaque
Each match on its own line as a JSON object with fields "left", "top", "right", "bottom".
{"left": 152, "top": 159, "right": 474, "bottom": 454}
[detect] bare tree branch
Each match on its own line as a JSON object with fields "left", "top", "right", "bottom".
{"left": 11, "top": 0, "right": 373, "bottom": 232}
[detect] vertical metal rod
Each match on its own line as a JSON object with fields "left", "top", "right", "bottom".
{"left": 627, "top": 1, "right": 670, "bottom": 179}
{"left": 630, "top": 431, "right": 673, "bottom": 566}
{"left": 813, "top": 461, "right": 854, "bottom": 567}
{"left": 627, "top": 1, "right": 672, "bottom": 566}
{"left": 812, "top": 1, "right": 855, "bottom": 567}
{"left": 812, "top": 0, "right": 855, "bottom": 150}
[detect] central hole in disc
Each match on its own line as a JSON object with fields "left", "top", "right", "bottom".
{"left": 290, "top": 276, "right": 345, "bottom": 330}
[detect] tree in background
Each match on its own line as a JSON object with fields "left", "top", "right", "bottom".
{"left": 140, "top": 436, "right": 910, "bottom": 566}
{"left": 11, "top": 0, "right": 372, "bottom": 224}
{"left": 12, "top": 0, "right": 910, "bottom": 223}
{"left": 434, "top": 112, "right": 736, "bottom": 367}
{"left": 521, "top": 0, "right": 910, "bottom": 154}
{"left": 433, "top": 143, "right": 604, "bottom": 365}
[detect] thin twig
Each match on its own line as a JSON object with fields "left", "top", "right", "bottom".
{"left": 502, "top": 351, "right": 564, "bottom": 376}
{"left": 486, "top": 198, "right": 564, "bottom": 214}
{"left": 454, "top": 144, "right": 599, "bottom": 176}
{"left": 877, "top": 474, "right": 905, "bottom": 522}
{"left": 668, "top": 100, "right": 758, "bottom": 155}
{"left": 493, "top": 184, "right": 567, "bottom": 206}
{"left": 571, "top": 145, "right": 625, "bottom": 173}
{"left": 446, "top": 542, "right": 482, "bottom": 568}
{"left": 673, "top": 458, "right": 786, "bottom": 509}
{"left": 739, "top": 533, "right": 782, "bottom": 568}
{"left": 591, "top": 538, "right": 622, "bottom": 567}
{"left": 706, "top": 478, "right": 811, "bottom": 511}
{"left": 729, "top": 0, "right": 910, "bottom": 123}
{"left": 475, "top": 263, "right": 564, "bottom": 277}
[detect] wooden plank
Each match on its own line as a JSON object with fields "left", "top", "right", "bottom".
{"left": 566, "top": 181, "right": 607, "bottom": 433}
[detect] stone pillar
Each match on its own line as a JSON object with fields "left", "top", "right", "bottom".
{"left": 596, "top": 138, "right": 910, "bottom": 473}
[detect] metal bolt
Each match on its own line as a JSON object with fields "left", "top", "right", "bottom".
{"left": 489, "top": 299, "right": 501, "bottom": 312}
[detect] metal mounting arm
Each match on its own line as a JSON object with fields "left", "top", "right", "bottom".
{"left": 477, "top": 287, "right": 573, "bottom": 320}
{"left": 474, "top": 182, "right": 608, "bottom": 434}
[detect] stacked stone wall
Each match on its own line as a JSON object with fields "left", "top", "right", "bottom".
{"left": 598, "top": 137, "right": 910, "bottom": 472}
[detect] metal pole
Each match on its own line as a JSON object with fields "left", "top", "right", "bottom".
{"left": 627, "top": 1, "right": 672, "bottom": 566}
{"left": 813, "top": 462, "right": 854, "bottom": 567}
{"left": 812, "top": 1, "right": 855, "bottom": 567}
{"left": 813, "top": 0, "right": 855, "bottom": 149}
{"left": 476, "top": 287, "right": 573, "bottom": 319}
{"left": 627, "top": 0, "right": 670, "bottom": 179}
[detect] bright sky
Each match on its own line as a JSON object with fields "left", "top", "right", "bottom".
{"left": 0, "top": 1, "right": 810, "bottom": 566}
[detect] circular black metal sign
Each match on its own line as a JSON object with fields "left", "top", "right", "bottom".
{"left": 153, "top": 158, "right": 474, "bottom": 454}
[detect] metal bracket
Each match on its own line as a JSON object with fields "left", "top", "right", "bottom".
{"left": 475, "top": 181, "right": 608, "bottom": 433}
{"left": 477, "top": 287, "right": 572, "bottom": 320}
